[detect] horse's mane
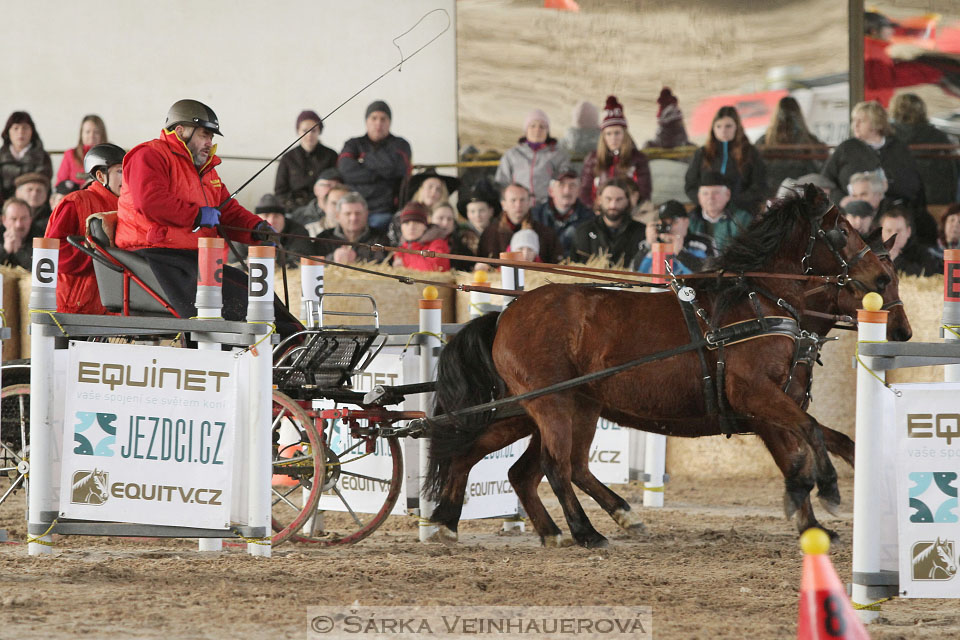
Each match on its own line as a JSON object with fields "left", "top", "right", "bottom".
{"left": 697, "top": 186, "right": 821, "bottom": 323}
{"left": 912, "top": 540, "right": 947, "bottom": 567}
{"left": 707, "top": 189, "right": 812, "bottom": 274}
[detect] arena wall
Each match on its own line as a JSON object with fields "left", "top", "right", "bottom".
{"left": 0, "top": 0, "right": 458, "bottom": 210}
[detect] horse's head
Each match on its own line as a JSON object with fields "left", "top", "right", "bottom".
{"left": 857, "top": 228, "right": 913, "bottom": 342}
{"left": 935, "top": 538, "right": 958, "bottom": 576}
{"left": 91, "top": 469, "right": 109, "bottom": 501}
{"left": 793, "top": 185, "right": 910, "bottom": 340}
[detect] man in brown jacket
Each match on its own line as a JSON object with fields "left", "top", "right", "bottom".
{"left": 478, "top": 182, "right": 559, "bottom": 263}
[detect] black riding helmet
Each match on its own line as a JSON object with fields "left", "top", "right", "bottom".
{"left": 164, "top": 99, "right": 222, "bottom": 136}
{"left": 84, "top": 143, "right": 126, "bottom": 178}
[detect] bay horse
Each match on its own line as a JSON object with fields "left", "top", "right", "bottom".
{"left": 425, "top": 185, "right": 899, "bottom": 548}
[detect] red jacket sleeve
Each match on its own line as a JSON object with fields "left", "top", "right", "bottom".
{"left": 44, "top": 200, "right": 91, "bottom": 274}
{"left": 125, "top": 146, "right": 204, "bottom": 228}
{"left": 219, "top": 190, "right": 260, "bottom": 244}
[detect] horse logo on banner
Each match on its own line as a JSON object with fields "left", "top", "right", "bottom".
{"left": 911, "top": 538, "right": 958, "bottom": 581}
{"left": 70, "top": 469, "right": 110, "bottom": 505}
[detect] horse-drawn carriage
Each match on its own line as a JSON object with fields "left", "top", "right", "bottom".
{"left": 0, "top": 185, "right": 912, "bottom": 548}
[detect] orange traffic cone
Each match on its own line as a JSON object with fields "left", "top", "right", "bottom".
{"left": 797, "top": 528, "right": 870, "bottom": 639}
{"left": 272, "top": 420, "right": 303, "bottom": 487}
{"left": 544, "top": 0, "right": 580, "bottom": 11}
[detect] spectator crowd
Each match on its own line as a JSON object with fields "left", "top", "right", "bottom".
{"left": 2, "top": 79, "right": 959, "bottom": 300}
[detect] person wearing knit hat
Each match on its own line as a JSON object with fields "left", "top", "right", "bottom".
{"left": 338, "top": 100, "right": 413, "bottom": 230}
{"left": 392, "top": 201, "right": 451, "bottom": 272}
{"left": 494, "top": 108, "right": 571, "bottom": 205}
{"left": 578, "top": 95, "right": 652, "bottom": 209}
{"left": 644, "top": 88, "right": 691, "bottom": 149}
{"left": 508, "top": 227, "right": 541, "bottom": 263}
{"left": 559, "top": 100, "right": 601, "bottom": 173}
{"left": 274, "top": 108, "right": 338, "bottom": 213}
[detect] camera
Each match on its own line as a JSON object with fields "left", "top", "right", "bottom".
{"left": 655, "top": 220, "right": 671, "bottom": 235}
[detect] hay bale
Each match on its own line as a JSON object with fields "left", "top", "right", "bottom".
{"left": 0, "top": 267, "right": 23, "bottom": 361}
{"left": 18, "top": 273, "right": 31, "bottom": 358}
{"left": 273, "top": 265, "right": 304, "bottom": 323}
{"left": 886, "top": 274, "right": 944, "bottom": 384}
{"left": 323, "top": 262, "right": 455, "bottom": 326}
{"left": 453, "top": 270, "right": 502, "bottom": 323}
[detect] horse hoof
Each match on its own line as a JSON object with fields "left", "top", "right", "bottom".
{"left": 802, "top": 524, "right": 839, "bottom": 543}
{"left": 580, "top": 535, "right": 609, "bottom": 549}
{"left": 438, "top": 525, "right": 459, "bottom": 546}
{"left": 612, "top": 508, "right": 645, "bottom": 533}
{"left": 783, "top": 493, "right": 800, "bottom": 520}
{"left": 626, "top": 523, "right": 647, "bottom": 537}
{"left": 542, "top": 534, "right": 575, "bottom": 548}
{"left": 818, "top": 493, "right": 842, "bottom": 517}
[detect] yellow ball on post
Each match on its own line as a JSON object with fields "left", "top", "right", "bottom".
{"left": 862, "top": 292, "right": 883, "bottom": 312}
{"left": 473, "top": 269, "right": 488, "bottom": 284}
{"left": 422, "top": 285, "right": 439, "bottom": 301}
{"left": 800, "top": 527, "right": 830, "bottom": 555}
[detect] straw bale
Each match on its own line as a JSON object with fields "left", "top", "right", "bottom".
{"left": 0, "top": 267, "right": 23, "bottom": 361}
{"left": 18, "top": 273, "right": 31, "bottom": 358}
{"left": 453, "top": 270, "right": 503, "bottom": 323}
{"left": 886, "top": 275, "right": 944, "bottom": 384}
{"left": 322, "top": 262, "right": 455, "bottom": 326}
{"left": 273, "top": 265, "right": 304, "bottom": 324}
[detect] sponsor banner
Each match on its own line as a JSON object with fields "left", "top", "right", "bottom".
{"left": 590, "top": 419, "right": 630, "bottom": 485}
{"left": 316, "top": 350, "right": 414, "bottom": 516}
{"left": 58, "top": 342, "right": 238, "bottom": 529}
{"left": 895, "top": 383, "right": 960, "bottom": 597}
{"left": 460, "top": 437, "right": 524, "bottom": 520}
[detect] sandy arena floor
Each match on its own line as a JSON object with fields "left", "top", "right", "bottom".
{"left": 2, "top": 469, "right": 959, "bottom": 640}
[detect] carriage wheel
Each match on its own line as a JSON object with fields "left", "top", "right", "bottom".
{"left": 0, "top": 384, "right": 30, "bottom": 508}
{"left": 269, "top": 391, "right": 326, "bottom": 546}
{"left": 289, "top": 422, "right": 404, "bottom": 546}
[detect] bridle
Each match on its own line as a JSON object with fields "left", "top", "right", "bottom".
{"left": 801, "top": 202, "right": 872, "bottom": 288}
{"left": 801, "top": 202, "right": 903, "bottom": 324}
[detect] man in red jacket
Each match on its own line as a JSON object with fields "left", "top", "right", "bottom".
{"left": 116, "top": 99, "right": 299, "bottom": 334}
{"left": 44, "top": 143, "right": 125, "bottom": 314}
{"left": 864, "top": 11, "right": 942, "bottom": 106}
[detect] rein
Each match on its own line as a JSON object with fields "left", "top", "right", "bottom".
{"left": 219, "top": 224, "right": 851, "bottom": 293}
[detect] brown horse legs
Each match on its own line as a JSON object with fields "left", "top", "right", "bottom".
{"left": 507, "top": 431, "right": 564, "bottom": 544}
{"left": 728, "top": 374, "right": 841, "bottom": 523}
{"left": 428, "top": 417, "right": 533, "bottom": 542}
{"left": 524, "top": 395, "right": 610, "bottom": 548}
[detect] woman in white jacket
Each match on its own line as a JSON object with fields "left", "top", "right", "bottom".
{"left": 494, "top": 109, "right": 570, "bottom": 204}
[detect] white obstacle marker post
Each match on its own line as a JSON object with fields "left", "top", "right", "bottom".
{"left": 246, "top": 246, "right": 275, "bottom": 557}
{"left": 851, "top": 294, "right": 888, "bottom": 622}
{"left": 943, "top": 249, "right": 960, "bottom": 383}
{"left": 196, "top": 238, "right": 225, "bottom": 552}
{"left": 28, "top": 238, "right": 60, "bottom": 555}
{"left": 499, "top": 252, "right": 523, "bottom": 301}
{"left": 643, "top": 242, "right": 673, "bottom": 508}
{"left": 469, "top": 269, "right": 491, "bottom": 319}
{"left": 418, "top": 286, "right": 443, "bottom": 542}
{"left": 300, "top": 257, "right": 324, "bottom": 328}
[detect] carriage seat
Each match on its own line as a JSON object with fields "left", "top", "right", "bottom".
{"left": 87, "top": 213, "right": 172, "bottom": 316}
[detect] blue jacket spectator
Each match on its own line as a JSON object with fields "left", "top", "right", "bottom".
{"left": 531, "top": 170, "right": 593, "bottom": 257}
{"left": 631, "top": 200, "right": 714, "bottom": 274}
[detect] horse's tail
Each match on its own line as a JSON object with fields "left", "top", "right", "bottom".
{"left": 423, "top": 311, "right": 505, "bottom": 501}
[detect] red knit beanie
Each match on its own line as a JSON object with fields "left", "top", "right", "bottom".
{"left": 399, "top": 201, "right": 430, "bottom": 225}
{"left": 601, "top": 95, "right": 627, "bottom": 129}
